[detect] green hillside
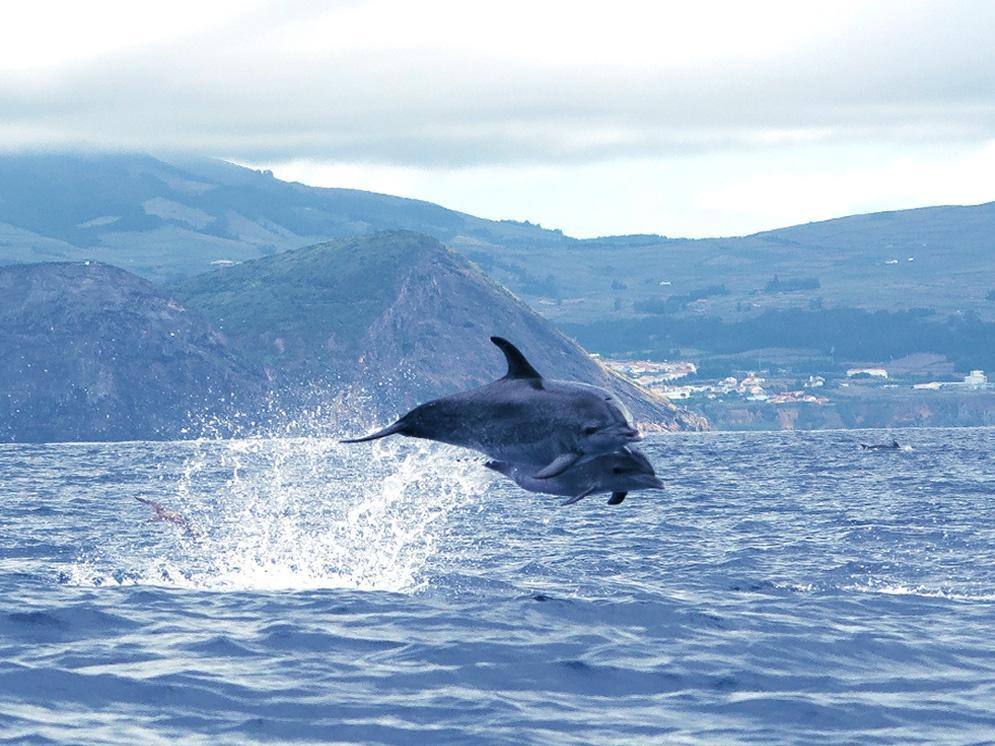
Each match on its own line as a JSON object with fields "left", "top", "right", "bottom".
{"left": 0, "top": 152, "right": 568, "bottom": 283}
{"left": 172, "top": 231, "right": 702, "bottom": 429}
{"left": 1, "top": 152, "right": 992, "bottom": 327}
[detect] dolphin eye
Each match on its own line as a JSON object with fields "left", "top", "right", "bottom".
{"left": 612, "top": 466, "right": 624, "bottom": 474}
{"left": 583, "top": 426, "right": 599, "bottom": 435}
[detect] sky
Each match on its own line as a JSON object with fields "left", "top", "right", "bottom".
{"left": 2, "top": 0, "right": 995, "bottom": 237}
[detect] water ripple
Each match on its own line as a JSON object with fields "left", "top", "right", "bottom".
{"left": 1, "top": 428, "right": 994, "bottom": 742}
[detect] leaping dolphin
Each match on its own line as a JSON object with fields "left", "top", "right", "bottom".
{"left": 341, "top": 337, "right": 642, "bottom": 478}
{"left": 485, "top": 446, "right": 664, "bottom": 506}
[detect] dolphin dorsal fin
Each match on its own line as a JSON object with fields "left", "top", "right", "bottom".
{"left": 490, "top": 337, "right": 543, "bottom": 381}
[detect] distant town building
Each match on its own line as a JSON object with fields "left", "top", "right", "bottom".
{"left": 602, "top": 359, "right": 697, "bottom": 386}
{"left": 965, "top": 370, "right": 988, "bottom": 387}
{"left": 913, "top": 370, "right": 990, "bottom": 391}
{"left": 846, "top": 368, "right": 888, "bottom": 379}
{"left": 768, "top": 391, "right": 829, "bottom": 405}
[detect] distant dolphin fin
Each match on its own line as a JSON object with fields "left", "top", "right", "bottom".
{"left": 607, "top": 491, "right": 627, "bottom": 505}
{"left": 534, "top": 451, "right": 582, "bottom": 479}
{"left": 561, "top": 487, "right": 596, "bottom": 506}
{"left": 340, "top": 420, "right": 407, "bottom": 443}
{"left": 490, "top": 337, "right": 543, "bottom": 382}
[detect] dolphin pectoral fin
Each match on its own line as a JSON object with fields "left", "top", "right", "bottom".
{"left": 340, "top": 420, "right": 407, "bottom": 443}
{"left": 561, "top": 487, "right": 596, "bottom": 506}
{"left": 490, "top": 337, "right": 543, "bottom": 382}
{"left": 607, "top": 491, "right": 627, "bottom": 505}
{"left": 534, "top": 452, "right": 582, "bottom": 480}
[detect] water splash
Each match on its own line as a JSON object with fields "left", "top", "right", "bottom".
{"left": 844, "top": 580, "right": 995, "bottom": 602}
{"left": 66, "top": 436, "right": 490, "bottom": 593}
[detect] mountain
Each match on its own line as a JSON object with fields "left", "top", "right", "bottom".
{"left": 1, "top": 152, "right": 992, "bottom": 329}
{"left": 0, "top": 235, "right": 703, "bottom": 443}
{"left": 0, "top": 152, "right": 569, "bottom": 283}
{"left": 0, "top": 262, "right": 265, "bottom": 442}
{"left": 172, "top": 231, "right": 702, "bottom": 429}
{"left": 469, "top": 202, "right": 995, "bottom": 324}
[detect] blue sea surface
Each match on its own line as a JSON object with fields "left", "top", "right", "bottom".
{"left": 2, "top": 428, "right": 994, "bottom": 744}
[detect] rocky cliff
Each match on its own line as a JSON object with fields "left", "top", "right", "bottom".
{"left": 0, "top": 234, "right": 703, "bottom": 442}
{"left": 0, "top": 262, "right": 265, "bottom": 441}
{"left": 173, "top": 231, "right": 704, "bottom": 430}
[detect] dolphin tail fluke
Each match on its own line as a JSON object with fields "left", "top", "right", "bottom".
{"left": 534, "top": 451, "right": 582, "bottom": 479}
{"left": 607, "top": 491, "right": 627, "bottom": 505}
{"left": 339, "top": 420, "right": 407, "bottom": 443}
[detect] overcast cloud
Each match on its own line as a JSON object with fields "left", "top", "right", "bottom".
{"left": 2, "top": 0, "right": 995, "bottom": 235}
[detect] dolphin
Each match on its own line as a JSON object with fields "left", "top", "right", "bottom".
{"left": 341, "top": 337, "right": 642, "bottom": 478}
{"left": 860, "top": 439, "right": 901, "bottom": 450}
{"left": 485, "top": 446, "right": 664, "bottom": 506}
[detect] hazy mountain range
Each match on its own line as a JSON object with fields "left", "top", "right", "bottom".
{"left": 2, "top": 152, "right": 993, "bottom": 439}
{"left": 2, "top": 152, "right": 993, "bottom": 328}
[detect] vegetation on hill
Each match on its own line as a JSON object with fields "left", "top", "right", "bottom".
{"left": 565, "top": 306, "right": 995, "bottom": 374}
{"left": 634, "top": 285, "right": 730, "bottom": 314}
{"left": 3, "top": 153, "right": 993, "bottom": 328}
{"left": 173, "top": 231, "right": 702, "bottom": 428}
{"left": 0, "top": 153, "right": 568, "bottom": 282}
{"left": 763, "top": 275, "right": 821, "bottom": 293}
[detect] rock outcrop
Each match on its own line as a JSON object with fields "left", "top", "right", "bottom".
{"left": 174, "top": 231, "right": 704, "bottom": 430}
{"left": 0, "top": 262, "right": 265, "bottom": 442}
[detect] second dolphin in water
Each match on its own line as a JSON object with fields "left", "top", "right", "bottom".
{"left": 341, "top": 336, "right": 641, "bottom": 478}
{"left": 485, "top": 446, "right": 664, "bottom": 506}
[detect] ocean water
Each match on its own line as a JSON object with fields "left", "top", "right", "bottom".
{"left": 2, "top": 428, "right": 994, "bottom": 744}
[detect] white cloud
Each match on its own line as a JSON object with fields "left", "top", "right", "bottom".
{"left": 3, "top": 0, "right": 994, "bottom": 164}
{"left": 256, "top": 140, "right": 995, "bottom": 238}
{"left": 1, "top": 1, "right": 995, "bottom": 234}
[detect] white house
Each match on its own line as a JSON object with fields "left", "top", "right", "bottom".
{"left": 846, "top": 368, "right": 888, "bottom": 379}
{"left": 964, "top": 370, "right": 988, "bottom": 388}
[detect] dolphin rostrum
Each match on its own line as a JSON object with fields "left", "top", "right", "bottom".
{"left": 341, "top": 337, "right": 642, "bottom": 478}
{"left": 485, "top": 446, "right": 664, "bottom": 506}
